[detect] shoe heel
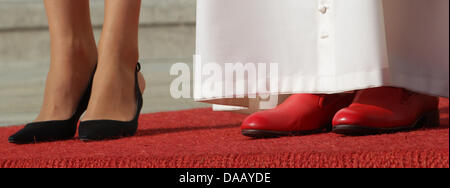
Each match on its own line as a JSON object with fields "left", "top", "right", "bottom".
{"left": 423, "top": 111, "right": 440, "bottom": 128}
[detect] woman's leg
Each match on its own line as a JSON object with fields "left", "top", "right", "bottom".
{"left": 82, "top": 0, "right": 144, "bottom": 121}
{"left": 36, "top": 0, "right": 97, "bottom": 122}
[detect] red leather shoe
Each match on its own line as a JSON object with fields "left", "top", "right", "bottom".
{"left": 241, "top": 93, "right": 355, "bottom": 138}
{"left": 332, "top": 87, "right": 440, "bottom": 135}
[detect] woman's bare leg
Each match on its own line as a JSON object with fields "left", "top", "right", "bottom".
{"left": 82, "top": 0, "right": 144, "bottom": 121}
{"left": 36, "top": 0, "right": 97, "bottom": 122}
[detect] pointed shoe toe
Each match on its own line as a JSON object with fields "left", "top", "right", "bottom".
{"left": 8, "top": 120, "right": 78, "bottom": 144}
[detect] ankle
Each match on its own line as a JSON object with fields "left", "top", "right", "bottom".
{"left": 97, "top": 51, "right": 139, "bottom": 71}
{"left": 97, "top": 37, "right": 139, "bottom": 70}
{"left": 50, "top": 37, "right": 98, "bottom": 66}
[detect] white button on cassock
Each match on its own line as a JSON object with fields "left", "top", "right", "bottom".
{"left": 318, "top": 0, "right": 332, "bottom": 39}
{"left": 319, "top": 6, "right": 328, "bottom": 14}
{"left": 317, "top": 0, "right": 335, "bottom": 77}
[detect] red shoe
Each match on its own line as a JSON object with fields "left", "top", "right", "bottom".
{"left": 241, "top": 93, "right": 355, "bottom": 138}
{"left": 332, "top": 87, "right": 440, "bottom": 135}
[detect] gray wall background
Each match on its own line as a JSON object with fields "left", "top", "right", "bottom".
{"left": 0, "top": 0, "right": 209, "bottom": 126}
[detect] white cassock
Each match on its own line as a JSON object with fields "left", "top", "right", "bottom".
{"left": 194, "top": 0, "right": 449, "bottom": 111}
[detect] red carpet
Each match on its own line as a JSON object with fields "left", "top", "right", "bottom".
{"left": 0, "top": 98, "right": 448, "bottom": 168}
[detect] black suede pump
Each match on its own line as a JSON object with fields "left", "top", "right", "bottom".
{"left": 9, "top": 67, "right": 96, "bottom": 144}
{"left": 78, "top": 63, "right": 143, "bottom": 141}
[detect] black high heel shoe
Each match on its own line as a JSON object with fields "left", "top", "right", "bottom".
{"left": 9, "top": 66, "right": 97, "bottom": 144}
{"left": 78, "top": 63, "right": 143, "bottom": 141}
